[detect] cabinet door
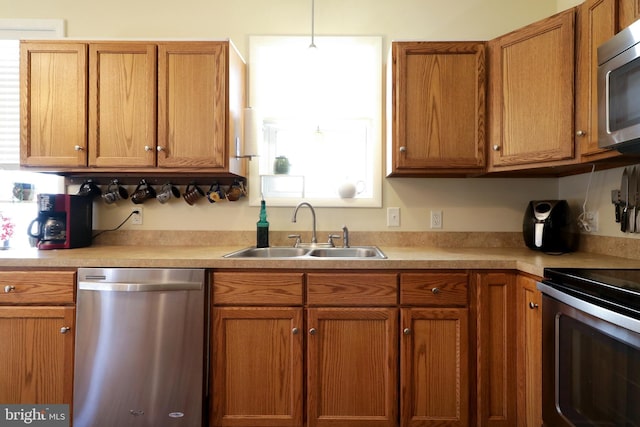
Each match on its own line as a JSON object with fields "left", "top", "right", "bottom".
{"left": 475, "top": 272, "right": 517, "bottom": 427}
{"left": 212, "top": 307, "right": 303, "bottom": 427}
{"left": 88, "top": 43, "right": 157, "bottom": 167}
{"left": 307, "top": 307, "right": 398, "bottom": 427}
{"left": 488, "top": 10, "right": 575, "bottom": 170}
{"left": 576, "top": 0, "right": 621, "bottom": 160}
{"left": 157, "top": 42, "right": 228, "bottom": 169}
{"left": 619, "top": 0, "right": 640, "bottom": 29}
{"left": 401, "top": 308, "right": 469, "bottom": 427}
{"left": 0, "top": 306, "right": 74, "bottom": 404}
{"left": 388, "top": 42, "right": 486, "bottom": 176}
{"left": 516, "top": 275, "right": 542, "bottom": 427}
{"left": 20, "top": 42, "right": 88, "bottom": 167}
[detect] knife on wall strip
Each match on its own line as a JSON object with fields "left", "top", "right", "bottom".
{"left": 621, "top": 167, "right": 629, "bottom": 233}
{"left": 629, "top": 166, "right": 637, "bottom": 233}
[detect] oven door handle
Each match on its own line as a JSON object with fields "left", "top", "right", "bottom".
{"left": 537, "top": 282, "right": 640, "bottom": 334}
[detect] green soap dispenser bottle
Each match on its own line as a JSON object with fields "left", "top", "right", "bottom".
{"left": 257, "top": 198, "right": 269, "bottom": 248}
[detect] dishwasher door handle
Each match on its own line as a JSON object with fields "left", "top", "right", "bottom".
{"left": 78, "top": 281, "right": 203, "bottom": 292}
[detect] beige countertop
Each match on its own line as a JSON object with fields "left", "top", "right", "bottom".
{"left": 1, "top": 245, "right": 639, "bottom": 277}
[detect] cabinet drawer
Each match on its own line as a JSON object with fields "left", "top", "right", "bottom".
{"left": 307, "top": 272, "right": 398, "bottom": 306}
{"left": 400, "top": 272, "right": 468, "bottom": 307}
{"left": 0, "top": 270, "right": 76, "bottom": 305}
{"left": 213, "top": 272, "right": 304, "bottom": 305}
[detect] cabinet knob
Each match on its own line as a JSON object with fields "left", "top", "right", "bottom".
{"left": 74, "top": 145, "right": 84, "bottom": 151}
{"left": 157, "top": 146, "right": 166, "bottom": 152}
{"left": 309, "top": 328, "right": 317, "bottom": 335}
{"left": 431, "top": 287, "right": 440, "bottom": 294}
{"left": 399, "top": 146, "right": 407, "bottom": 153}
{"left": 492, "top": 144, "right": 501, "bottom": 151}
{"left": 292, "top": 327, "right": 299, "bottom": 335}
{"left": 60, "top": 326, "right": 71, "bottom": 334}
{"left": 576, "top": 130, "right": 586, "bottom": 137}
{"left": 144, "top": 145, "right": 153, "bottom": 152}
{"left": 403, "top": 328, "right": 411, "bottom": 335}
{"left": 3, "top": 285, "right": 15, "bottom": 293}
{"left": 529, "top": 301, "right": 539, "bottom": 309}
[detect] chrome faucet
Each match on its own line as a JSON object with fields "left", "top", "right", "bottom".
{"left": 292, "top": 201, "right": 317, "bottom": 244}
{"left": 342, "top": 225, "right": 349, "bottom": 248}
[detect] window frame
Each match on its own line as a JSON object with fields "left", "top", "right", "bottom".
{"left": 247, "top": 35, "right": 383, "bottom": 208}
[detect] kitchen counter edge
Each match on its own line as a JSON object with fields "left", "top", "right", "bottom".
{"left": 0, "top": 245, "right": 637, "bottom": 277}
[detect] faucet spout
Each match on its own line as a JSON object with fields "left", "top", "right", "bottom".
{"left": 292, "top": 202, "right": 317, "bottom": 244}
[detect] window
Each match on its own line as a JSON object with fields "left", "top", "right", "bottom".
{"left": 248, "top": 36, "right": 382, "bottom": 207}
{"left": 0, "top": 19, "right": 65, "bottom": 248}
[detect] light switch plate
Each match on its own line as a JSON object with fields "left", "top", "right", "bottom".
{"left": 387, "top": 207, "right": 400, "bottom": 227}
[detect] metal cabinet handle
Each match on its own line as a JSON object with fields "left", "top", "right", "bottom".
{"left": 74, "top": 145, "right": 84, "bottom": 151}
{"left": 157, "top": 146, "right": 166, "bottom": 152}
{"left": 144, "top": 145, "right": 153, "bottom": 152}
{"left": 576, "top": 130, "right": 586, "bottom": 137}
{"left": 3, "top": 285, "right": 15, "bottom": 293}
{"left": 529, "top": 302, "right": 539, "bottom": 309}
{"left": 431, "top": 287, "right": 440, "bottom": 294}
{"left": 309, "top": 328, "right": 317, "bottom": 335}
{"left": 60, "top": 327, "right": 71, "bottom": 334}
{"left": 292, "top": 327, "right": 299, "bottom": 335}
{"left": 492, "top": 144, "right": 501, "bottom": 151}
{"left": 403, "top": 328, "right": 411, "bottom": 335}
{"left": 399, "top": 146, "right": 407, "bottom": 153}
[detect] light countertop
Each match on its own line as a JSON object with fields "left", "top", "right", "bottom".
{"left": 1, "top": 245, "right": 638, "bottom": 277}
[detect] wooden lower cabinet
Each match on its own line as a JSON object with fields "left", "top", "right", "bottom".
{"left": 211, "top": 269, "right": 542, "bottom": 427}
{"left": 516, "top": 274, "right": 542, "bottom": 427}
{"left": 212, "top": 307, "right": 304, "bottom": 427}
{"left": 0, "top": 270, "right": 76, "bottom": 405}
{"left": 475, "top": 271, "right": 517, "bottom": 427}
{"left": 400, "top": 272, "right": 470, "bottom": 427}
{"left": 307, "top": 307, "right": 398, "bottom": 427}
{"left": 400, "top": 308, "right": 468, "bottom": 427}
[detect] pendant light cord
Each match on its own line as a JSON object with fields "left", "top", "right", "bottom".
{"left": 309, "top": 0, "right": 317, "bottom": 48}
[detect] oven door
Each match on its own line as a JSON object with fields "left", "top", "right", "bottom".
{"left": 540, "top": 285, "right": 640, "bottom": 426}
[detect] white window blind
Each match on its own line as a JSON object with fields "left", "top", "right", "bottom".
{"left": 0, "top": 19, "right": 64, "bottom": 168}
{"left": 0, "top": 40, "right": 19, "bottom": 166}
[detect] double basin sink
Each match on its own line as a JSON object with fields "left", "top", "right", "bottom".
{"left": 224, "top": 246, "right": 387, "bottom": 259}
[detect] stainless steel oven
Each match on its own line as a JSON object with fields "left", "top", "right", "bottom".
{"left": 538, "top": 268, "right": 640, "bottom": 426}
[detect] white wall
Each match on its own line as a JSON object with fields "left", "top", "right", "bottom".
{"left": 6, "top": 0, "right": 572, "bottom": 235}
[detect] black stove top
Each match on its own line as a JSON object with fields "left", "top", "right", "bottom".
{"left": 543, "top": 268, "right": 640, "bottom": 319}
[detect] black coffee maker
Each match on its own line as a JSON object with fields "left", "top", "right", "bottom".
{"left": 28, "top": 194, "right": 93, "bottom": 249}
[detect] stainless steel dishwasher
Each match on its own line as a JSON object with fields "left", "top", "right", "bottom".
{"left": 73, "top": 268, "right": 206, "bottom": 427}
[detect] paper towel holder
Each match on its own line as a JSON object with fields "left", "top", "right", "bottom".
{"left": 236, "top": 107, "right": 260, "bottom": 160}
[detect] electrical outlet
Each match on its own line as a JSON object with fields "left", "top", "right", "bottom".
{"left": 387, "top": 207, "right": 400, "bottom": 227}
{"left": 584, "top": 210, "right": 598, "bottom": 232}
{"left": 131, "top": 207, "right": 143, "bottom": 225}
{"left": 430, "top": 210, "right": 443, "bottom": 229}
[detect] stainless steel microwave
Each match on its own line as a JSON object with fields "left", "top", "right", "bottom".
{"left": 598, "top": 18, "right": 640, "bottom": 153}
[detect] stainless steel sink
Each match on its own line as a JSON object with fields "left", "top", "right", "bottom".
{"left": 307, "top": 247, "right": 386, "bottom": 258}
{"left": 223, "top": 246, "right": 386, "bottom": 259}
{"left": 223, "top": 247, "right": 311, "bottom": 258}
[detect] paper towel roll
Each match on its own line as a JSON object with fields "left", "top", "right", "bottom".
{"left": 243, "top": 107, "right": 259, "bottom": 157}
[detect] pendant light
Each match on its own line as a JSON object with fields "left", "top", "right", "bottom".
{"left": 309, "top": 0, "right": 317, "bottom": 48}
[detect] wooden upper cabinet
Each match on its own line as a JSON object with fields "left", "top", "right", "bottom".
{"left": 488, "top": 9, "right": 576, "bottom": 171}
{"left": 619, "top": 0, "right": 640, "bottom": 29}
{"left": 20, "top": 42, "right": 88, "bottom": 167}
{"left": 158, "top": 42, "right": 227, "bottom": 169}
{"left": 20, "top": 40, "right": 246, "bottom": 176}
{"left": 89, "top": 43, "right": 157, "bottom": 167}
{"left": 576, "top": 0, "right": 622, "bottom": 161}
{"left": 387, "top": 42, "right": 486, "bottom": 176}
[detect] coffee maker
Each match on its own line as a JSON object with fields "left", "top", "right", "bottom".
{"left": 28, "top": 194, "right": 93, "bottom": 250}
